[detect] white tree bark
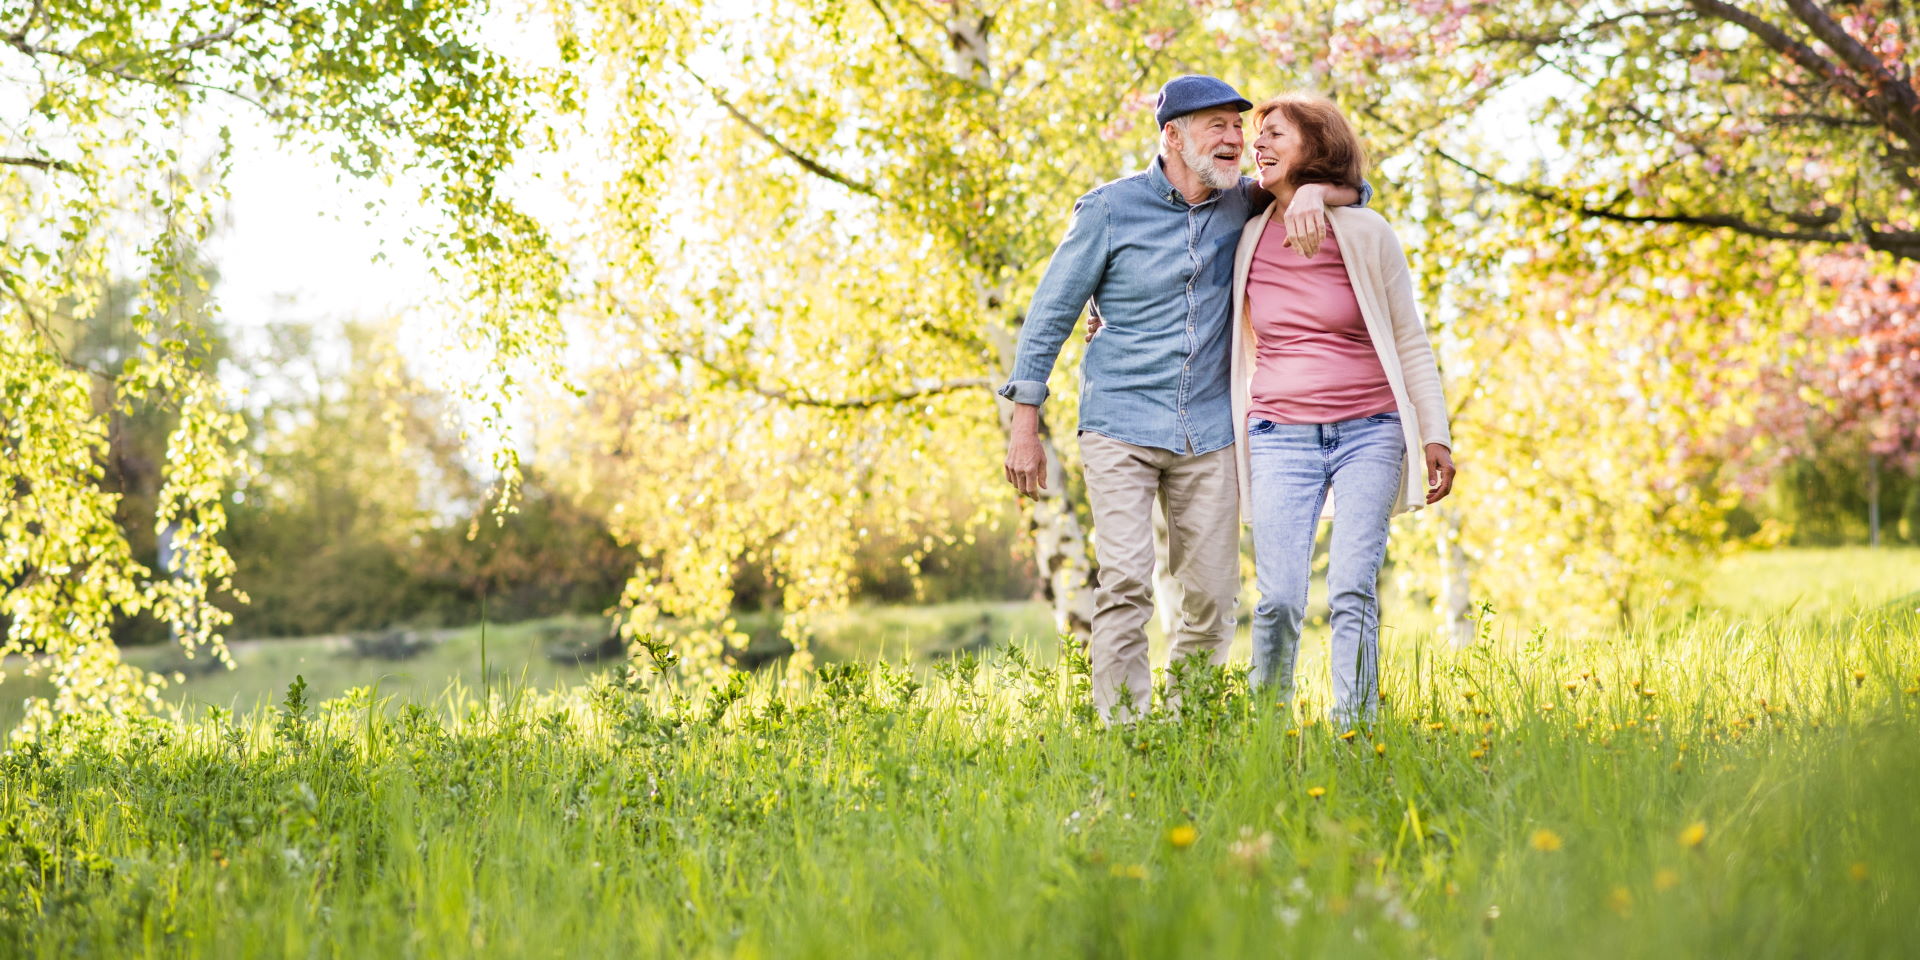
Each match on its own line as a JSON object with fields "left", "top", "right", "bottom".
{"left": 960, "top": 5, "right": 1098, "bottom": 641}
{"left": 1437, "top": 507, "right": 1474, "bottom": 648}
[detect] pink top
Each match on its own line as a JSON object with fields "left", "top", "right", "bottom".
{"left": 1246, "top": 224, "right": 1397, "bottom": 424}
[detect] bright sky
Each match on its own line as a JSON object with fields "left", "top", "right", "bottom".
{"left": 202, "top": 0, "right": 574, "bottom": 339}
{"left": 207, "top": 121, "right": 439, "bottom": 331}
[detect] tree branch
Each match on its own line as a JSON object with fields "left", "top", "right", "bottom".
{"left": 1688, "top": 0, "right": 1841, "bottom": 80}
{"left": 0, "top": 154, "right": 75, "bottom": 172}
{"left": 1432, "top": 146, "right": 1853, "bottom": 243}
{"left": 1476, "top": 6, "right": 1691, "bottom": 50}
{"left": 863, "top": 0, "right": 942, "bottom": 78}
{"left": 893, "top": 0, "right": 948, "bottom": 33}
{"left": 6, "top": 11, "right": 269, "bottom": 110}
{"left": 664, "top": 345, "right": 989, "bottom": 409}
{"left": 1759, "top": 110, "right": 1879, "bottom": 129}
{"left": 684, "top": 69, "right": 885, "bottom": 200}
{"left": 1781, "top": 0, "right": 1920, "bottom": 135}
{"left": 0, "top": 268, "right": 114, "bottom": 380}
{"left": 146, "top": 11, "right": 264, "bottom": 59}
{"left": 4, "top": 0, "right": 44, "bottom": 44}
{"left": 1694, "top": 0, "right": 1920, "bottom": 160}
{"left": 1425, "top": 137, "right": 1920, "bottom": 259}
{"left": 745, "top": 375, "right": 993, "bottom": 410}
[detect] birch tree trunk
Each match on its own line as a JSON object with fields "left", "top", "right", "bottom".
{"left": 1437, "top": 507, "right": 1474, "bottom": 648}
{"left": 958, "top": 8, "right": 1099, "bottom": 640}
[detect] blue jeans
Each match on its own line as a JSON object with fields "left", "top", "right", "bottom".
{"left": 1247, "top": 411, "right": 1405, "bottom": 724}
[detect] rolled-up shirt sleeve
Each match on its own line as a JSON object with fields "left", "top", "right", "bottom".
{"left": 998, "top": 191, "right": 1111, "bottom": 405}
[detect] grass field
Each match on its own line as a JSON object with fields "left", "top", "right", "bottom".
{"left": 7, "top": 547, "right": 1910, "bottom": 732}
{"left": 0, "top": 549, "right": 1915, "bottom": 956}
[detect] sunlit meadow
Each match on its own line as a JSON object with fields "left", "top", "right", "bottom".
{"left": 1, "top": 552, "right": 1915, "bottom": 957}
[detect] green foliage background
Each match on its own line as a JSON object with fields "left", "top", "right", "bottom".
{"left": 5, "top": 0, "right": 1919, "bottom": 703}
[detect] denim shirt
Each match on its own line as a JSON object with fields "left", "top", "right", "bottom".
{"left": 999, "top": 157, "right": 1371, "bottom": 455}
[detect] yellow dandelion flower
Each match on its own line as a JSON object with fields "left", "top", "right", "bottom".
{"left": 1307, "top": 786, "right": 1327, "bottom": 799}
{"left": 1286, "top": 727, "right": 1301, "bottom": 738}
{"left": 1529, "top": 829, "right": 1564, "bottom": 852}
{"left": 1653, "top": 868, "right": 1681, "bottom": 891}
{"left": 1470, "top": 748, "right": 1486, "bottom": 759}
{"left": 1463, "top": 690, "right": 1477, "bottom": 702}
{"left": 1641, "top": 689, "right": 1658, "bottom": 699}
{"left": 1538, "top": 702, "right": 1555, "bottom": 712}
{"left": 1339, "top": 729, "right": 1358, "bottom": 741}
{"left": 1849, "top": 862, "right": 1869, "bottom": 882}
{"left": 1565, "top": 679, "right": 1581, "bottom": 692}
{"left": 1607, "top": 886, "right": 1633, "bottom": 916}
{"left": 1851, "top": 669, "right": 1867, "bottom": 686}
{"left": 1168, "top": 825, "right": 1198, "bottom": 848}
{"left": 1429, "top": 721, "right": 1448, "bottom": 731}
{"left": 1374, "top": 742, "right": 1387, "bottom": 757}
{"left": 1678, "top": 822, "right": 1707, "bottom": 848}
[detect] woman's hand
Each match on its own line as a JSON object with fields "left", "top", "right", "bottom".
{"left": 1425, "top": 443, "right": 1455, "bottom": 504}
{"left": 1284, "top": 183, "right": 1331, "bottom": 258}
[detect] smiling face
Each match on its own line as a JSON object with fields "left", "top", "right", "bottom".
{"left": 1165, "top": 106, "right": 1245, "bottom": 191}
{"left": 1252, "top": 111, "right": 1303, "bottom": 191}
{"left": 1247, "top": 94, "right": 1369, "bottom": 195}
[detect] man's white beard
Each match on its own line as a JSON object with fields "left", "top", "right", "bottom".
{"left": 1180, "top": 140, "right": 1239, "bottom": 190}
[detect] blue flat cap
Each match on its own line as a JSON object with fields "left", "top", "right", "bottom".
{"left": 1154, "top": 75, "right": 1253, "bottom": 128}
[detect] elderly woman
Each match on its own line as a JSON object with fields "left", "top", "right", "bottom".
{"left": 1230, "top": 93, "right": 1456, "bottom": 725}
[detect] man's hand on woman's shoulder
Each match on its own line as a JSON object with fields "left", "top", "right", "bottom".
{"left": 1283, "top": 184, "right": 1333, "bottom": 259}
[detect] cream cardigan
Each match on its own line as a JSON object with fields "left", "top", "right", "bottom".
{"left": 1230, "top": 203, "right": 1453, "bottom": 521}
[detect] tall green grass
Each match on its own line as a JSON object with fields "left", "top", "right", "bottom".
{"left": 1, "top": 574, "right": 1915, "bottom": 957}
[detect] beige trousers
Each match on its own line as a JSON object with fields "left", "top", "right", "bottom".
{"left": 1078, "top": 432, "right": 1240, "bottom": 723}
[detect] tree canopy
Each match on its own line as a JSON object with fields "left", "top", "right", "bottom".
{"left": 5, "top": 0, "right": 1915, "bottom": 704}
{"left": 1, "top": 0, "right": 569, "bottom": 722}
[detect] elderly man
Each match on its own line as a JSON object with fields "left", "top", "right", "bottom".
{"left": 1000, "top": 75, "right": 1369, "bottom": 723}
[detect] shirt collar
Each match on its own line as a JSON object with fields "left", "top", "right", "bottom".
{"left": 1148, "top": 155, "right": 1220, "bottom": 208}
